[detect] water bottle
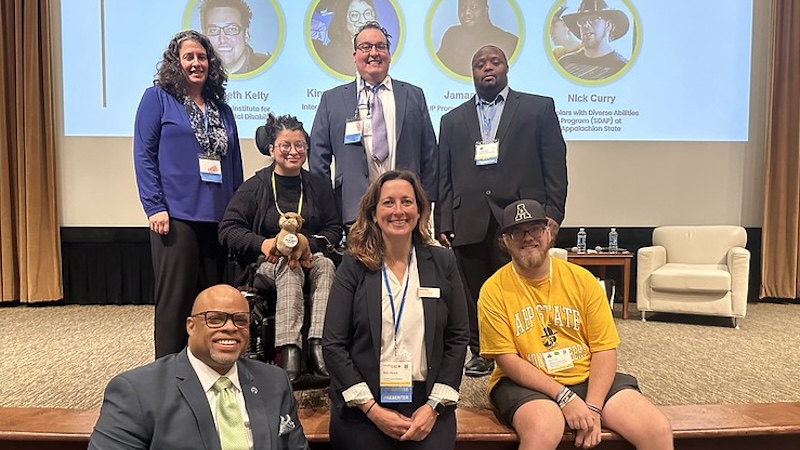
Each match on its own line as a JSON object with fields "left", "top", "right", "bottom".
{"left": 577, "top": 228, "right": 587, "bottom": 254}
{"left": 608, "top": 228, "right": 618, "bottom": 253}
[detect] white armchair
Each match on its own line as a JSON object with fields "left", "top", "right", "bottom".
{"left": 637, "top": 226, "right": 750, "bottom": 327}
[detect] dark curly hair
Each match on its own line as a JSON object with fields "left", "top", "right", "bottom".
{"left": 254, "top": 113, "right": 310, "bottom": 156}
{"left": 347, "top": 170, "right": 433, "bottom": 271}
{"left": 199, "top": 0, "right": 253, "bottom": 30}
{"left": 352, "top": 20, "right": 392, "bottom": 52}
{"left": 155, "top": 30, "right": 227, "bottom": 104}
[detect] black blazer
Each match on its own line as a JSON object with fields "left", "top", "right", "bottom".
{"left": 322, "top": 244, "right": 469, "bottom": 416}
{"left": 435, "top": 89, "right": 568, "bottom": 246}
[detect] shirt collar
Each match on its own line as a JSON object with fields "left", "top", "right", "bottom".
{"left": 187, "top": 347, "right": 242, "bottom": 394}
{"left": 475, "top": 85, "right": 510, "bottom": 107}
{"left": 357, "top": 73, "right": 393, "bottom": 92}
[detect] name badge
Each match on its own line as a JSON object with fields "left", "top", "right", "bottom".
{"left": 344, "top": 118, "right": 362, "bottom": 144}
{"left": 474, "top": 140, "right": 499, "bottom": 166}
{"left": 198, "top": 155, "right": 222, "bottom": 183}
{"left": 380, "top": 360, "right": 412, "bottom": 403}
{"left": 543, "top": 347, "right": 573, "bottom": 373}
{"left": 418, "top": 287, "right": 440, "bottom": 298}
{"left": 361, "top": 117, "right": 373, "bottom": 137}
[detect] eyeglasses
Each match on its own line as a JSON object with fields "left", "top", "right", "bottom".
{"left": 355, "top": 42, "right": 389, "bottom": 53}
{"left": 349, "top": 9, "right": 375, "bottom": 24}
{"left": 274, "top": 141, "right": 308, "bottom": 154}
{"left": 191, "top": 311, "right": 251, "bottom": 328}
{"left": 577, "top": 15, "right": 606, "bottom": 27}
{"left": 506, "top": 225, "right": 547, "bottom": 241}
{"left": 205, "top": 24, "right": 243, "bottom": 37}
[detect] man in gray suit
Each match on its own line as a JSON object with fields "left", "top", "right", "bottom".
{"left": 435, "top": 45, "right": 568, "bottom": 378}
{"left": 309, "top": 21, "right": 438, "bottom": 224}
{"left": 89, "top": 284, "right": 309, "bottom": 450}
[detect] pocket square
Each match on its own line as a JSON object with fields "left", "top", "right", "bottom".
{"left": 278, "top": 414, "right": 296, "bottom": 436}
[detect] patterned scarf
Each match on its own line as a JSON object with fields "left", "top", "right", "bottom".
{"left": 183, "top": 97, "right": 229, "bottom": 157}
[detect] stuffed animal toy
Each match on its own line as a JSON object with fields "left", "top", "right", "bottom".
{"left": 270, "top": 212, "right": 312, "bottom": 269}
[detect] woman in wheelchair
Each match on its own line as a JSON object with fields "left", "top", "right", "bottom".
{"left": 219, "top": 113, "right": 342, "bottom": 381}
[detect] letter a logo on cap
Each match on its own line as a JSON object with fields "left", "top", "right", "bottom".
{"left": 515, "top": 203, "right": 532, "bottom": 222}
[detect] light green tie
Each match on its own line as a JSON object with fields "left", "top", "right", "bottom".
{"left": 213, "top": 377, "right": 249, "bottom": 450}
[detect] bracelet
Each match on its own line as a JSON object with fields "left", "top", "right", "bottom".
{"left": 364, "top": 401, "right": 377, "bottom": 417}
{"left": 555, "top": 386, "right": 570, "bottom": 403}
{"left": 557, "top": 390, "right": 576, "bottom": 409}
{"left": 586, "top": 403, "right": 603, "bottom": 415}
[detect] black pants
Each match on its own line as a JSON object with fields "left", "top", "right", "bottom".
{"left": 329, "top": 383, "right": 457, "bottom": 450}
{"left": 150, "top": 218, "right": 224, "bottom": 358}
{"left": 453, "top": 215, "right": 510, "bottom": 356}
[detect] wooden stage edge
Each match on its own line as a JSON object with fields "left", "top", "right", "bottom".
{"left": 2, "top": 403, "right": 800, "bottom": 450}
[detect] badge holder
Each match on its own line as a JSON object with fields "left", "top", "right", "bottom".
{"left": 198, "top": 154, "right": 222, "bottom": 183}
{"left": 474, "top": 140, "right": 499, "bottom": 166}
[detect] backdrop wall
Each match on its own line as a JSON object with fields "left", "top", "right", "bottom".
{"left": 53, "top": 2, "right": 770, "bottom": 228}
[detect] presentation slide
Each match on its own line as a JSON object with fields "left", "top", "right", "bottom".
{"left": 60, "top": 0, "right": 753, "bottom": 141}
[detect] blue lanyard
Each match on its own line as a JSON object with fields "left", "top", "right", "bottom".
{"left": 381, "top": 248, "right": 413, "bottom": 339}
{"left": 203, "top": 106, "right": 209, "bottom": 134}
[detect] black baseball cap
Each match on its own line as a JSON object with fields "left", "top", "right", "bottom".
{"left": 501, "top": 199, "right": 548, "bottom": 233}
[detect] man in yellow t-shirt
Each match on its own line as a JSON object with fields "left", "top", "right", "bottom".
{"left": 478, "top": 200, "right": 673, "bottom": 450}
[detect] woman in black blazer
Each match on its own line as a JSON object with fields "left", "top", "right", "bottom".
{"left": 322, "top": 170, "right": 469, "bottom": 450}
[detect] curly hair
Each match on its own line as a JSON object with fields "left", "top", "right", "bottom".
{"left": 199, "top": 0, "right": 253, "bottom": 30}
{"left": 352, "top": 20, "right": 392, "bottom": 52}
{"left": 347, "top": 170, "right": 433, "bottom": 271}
{"left": 155, "top": 30, "right": 227, "bottom": 104}
{"left": 254, "top": 113, "right": 310, "bottom": 156}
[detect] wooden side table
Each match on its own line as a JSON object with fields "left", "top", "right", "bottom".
{"left": 566, "top": 252, "right": 634, "bottom": 319}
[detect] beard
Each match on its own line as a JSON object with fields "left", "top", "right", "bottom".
{"left": 511, "top": 243, "right": 548, "bottom": 271}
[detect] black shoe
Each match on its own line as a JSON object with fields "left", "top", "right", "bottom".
{"left": 308, "top": 338, "right": 328, "bottom": 377}
{"left": 464, "top": 355, "right": 494, "bottom": 377}
{"left": 280, "top": 345, "right": 301, "bottom": 382}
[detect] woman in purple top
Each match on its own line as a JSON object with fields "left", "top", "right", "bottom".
{"left": 134, "top": 30, "right": 243, "bottom": 358}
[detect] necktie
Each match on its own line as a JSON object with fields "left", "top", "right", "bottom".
{"left": 370, "top": 85, "right": 389, "bottom": 163}
{"left": 213, "top": 377, "right": 249, "bottom": 450}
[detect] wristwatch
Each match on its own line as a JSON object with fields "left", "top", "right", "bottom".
{"left": 426, "top": 399, "right": 446, "bottom": 416}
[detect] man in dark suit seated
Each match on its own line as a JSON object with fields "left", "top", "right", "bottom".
{"left": 89, "top": 284, "right": 309, "bottom": 450}
{"left": 435, "top": 45, "right": 568, "bottom": 378}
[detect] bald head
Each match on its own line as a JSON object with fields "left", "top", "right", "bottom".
{"left": 187, "top": 284, "right": 250, "bottom": 374}
{"left": 192, "top": 284, "right": 248, "bottom": 315}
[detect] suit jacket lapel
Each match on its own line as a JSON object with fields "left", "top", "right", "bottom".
{"left": 495, "top": 88, "right": 519, "bottom": 143}
{"left": 176, "top": 350, "right": 220, "bottom": 450}
{"left": 460, "top": 97, "right": 482, "bottom": 145}
{"left": 341, "top": 81, "right": 358, "bottom": 119}
{"left": 240, "top": 361, "right": 272, "bottom": 450}
{"left": 416, "top": 246, "right": 437, "bottom": 366}
{"left": 393, "top": 81, "right": 407, "bottom": 145}
{"left": 366, "top": 267, "right": 383, "bottom": 362}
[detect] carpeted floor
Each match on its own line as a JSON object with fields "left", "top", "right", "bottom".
{"left": 1, "top": 302, "right": 799, "bottom": 409}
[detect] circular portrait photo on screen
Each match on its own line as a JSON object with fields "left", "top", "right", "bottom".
{"left": 547, "top": 0, "right": 641, "bottom": 85}
{"left": 427, "top": 0, "right": 524, "bottom": 80}
{"left": 307, "top": 0, "right": 403, "bottom": 80}
{"left": 184, "top": 0, "right": 285, "bottom": 79}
